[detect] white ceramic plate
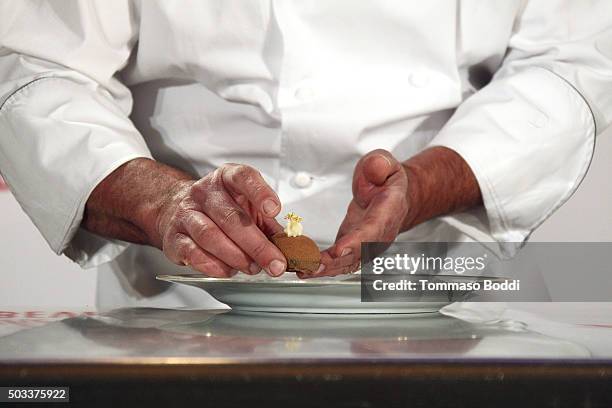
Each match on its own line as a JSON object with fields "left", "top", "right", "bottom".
{"left": 157, "top": 273, "right": 494, "bottom": 314}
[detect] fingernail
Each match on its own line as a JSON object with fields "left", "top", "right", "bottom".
{"left": 340, "top": 248, "right": 353, "bottom": 257}
{"left": 249, "top": 263, "right": 261, "bottom": 275}
{"left": 315, "top": 263, "right": 326, "bottom": 274}
{"left": 377, "top": 153, "right": 392, "bottom": 167}
{"left": 268, "top": 260, "right": 285, "bottom": 276}
{"left": 263, "top": 199, "right": 279, "bottom": 216}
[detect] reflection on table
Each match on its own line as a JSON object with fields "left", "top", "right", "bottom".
{"left": 0, "top": 308, "right": 591, "bottom": 362}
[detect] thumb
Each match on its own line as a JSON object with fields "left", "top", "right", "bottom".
{"left": 353, "top": 149, "right": 399, "bottom": 207}
{"left": 363, "top": 153, "right": 394, "bottom": 186}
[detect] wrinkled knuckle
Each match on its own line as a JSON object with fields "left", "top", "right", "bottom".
{"left": 220, "top": 208, "right": 244, "bottom": 226}
{"left": 237, "top": 164, "right": 256, "bottom": 175}
{"left": 194, "top": 179, "right": 215, "bottom": 198}
{"left": 166, "top": 234, "right": 189, "bottom": 263}
{"left": 193, "top": 174, "right": 213, "bottom": 191}
{"left": 201, "top": 168, "right": 223, "bottom": 188}
{"left": 161, "top": 238, "right": 177, "bottom": 261}
{"left": 176, "top": 199, "right": 194, "bottom": 213}
{"left": 173, "top": 208, "right": 192, "bottom": 228}
{"left": 245, "top": 163, "right": 259, "bottom": 173}
{"left": 251, "top": 180, "right": 266, "bottom": 195}
{"left": 233, "top": 164, "right": 258, "bottom": 185}
{"left": 250, "top": 240, "right": 269, "bottom": 259}
{"left": 191, "top": 219, "right": 211, "bottom": 241}
{"left": 164, "top": 211, "right": 185, "bottom": 235}
{"left": 172, "top": 232, "right": 187, "bottom": 247}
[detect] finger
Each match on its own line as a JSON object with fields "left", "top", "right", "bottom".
{"left": 299, "top": 249, "right": 357, "bottom": 279}
{"left": 298, "top": 262, "right": 358, "bottom": 279}
{"left": 335, "top": 200, "right": 365, "bottom": 242}
{"left": 300, "top": 261, "right": 360, "bottom": 279}
{"left": 233, "top": 193, "right": 284, "bottom": 236}
{"left": 198, "top": 188, "right": 287, "bottom": 277}
{"left": 169, "top": 233, "right": 237, "bottom": 278}
{"left": 221, "top": 164, "right": 281, "bottom": 218}
{"left": 332, "top": 189, "right": 407, "bottom": 259}
{"left": 260, "top": 216, "right": 284, "bottom": 237}
{"left": 353, "top": 149, "right": 403, "bottom": 207}
{"left": 181, "top": 210, "right": 261, "bottom": 275}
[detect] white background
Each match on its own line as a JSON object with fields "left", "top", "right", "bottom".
{"left": 1, "top": 128, "right": 610, "bottom": 308}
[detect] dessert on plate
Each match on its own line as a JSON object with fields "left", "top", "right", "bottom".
{"left": 271, "top": 212, "right": 321, "bottom": 274}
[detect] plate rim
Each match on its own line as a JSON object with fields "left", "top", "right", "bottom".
{"left": 156, "top": 273, "right": 510, "bottom": 286}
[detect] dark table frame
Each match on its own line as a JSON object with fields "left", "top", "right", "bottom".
{"left": 2, "top": 360, "right": 611, "bottom": 407}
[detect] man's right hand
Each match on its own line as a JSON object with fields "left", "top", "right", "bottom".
{"left": 155, "top": 164, "right": 287, "bottom": 277}
{"left": 83, "top": 159, "right": 286, "bottom": 278}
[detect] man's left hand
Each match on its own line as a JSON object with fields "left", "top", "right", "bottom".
{"left": 299, "top": 149, "right": 409, "bottom": 278}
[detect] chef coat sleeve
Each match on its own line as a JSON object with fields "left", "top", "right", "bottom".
{"left": 428, "top": 0, "right": 612, "bottom": 256}
{"left": 0, "top": 1, "right": 153, "bottom": 267}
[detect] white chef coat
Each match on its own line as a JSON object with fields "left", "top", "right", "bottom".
{"left": 1, "top": 1, "right": 611, "bottom": 310}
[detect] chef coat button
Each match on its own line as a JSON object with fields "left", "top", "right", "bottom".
{"left": 294, "top": 86, "right": 315, "bottom": 101}
{"left": 293, "top": 172, "right": 313, "bottom": 189}
{"left": 408, "top": 72, "right": 430, "bottom": 88}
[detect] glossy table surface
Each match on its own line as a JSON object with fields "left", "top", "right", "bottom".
{"left": 1, "top": 304, "right": 612, "bottom": 407}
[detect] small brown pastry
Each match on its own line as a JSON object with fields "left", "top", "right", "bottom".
{"left": 270, "top": 212, "right": 321, "bottom": 273}
{"left": 271, "top": 232, "right": 321, "bottom": 273}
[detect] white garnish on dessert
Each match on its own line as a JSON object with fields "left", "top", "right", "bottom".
{"left": 284, "top": 212, "right": 303, "bottom": 237}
